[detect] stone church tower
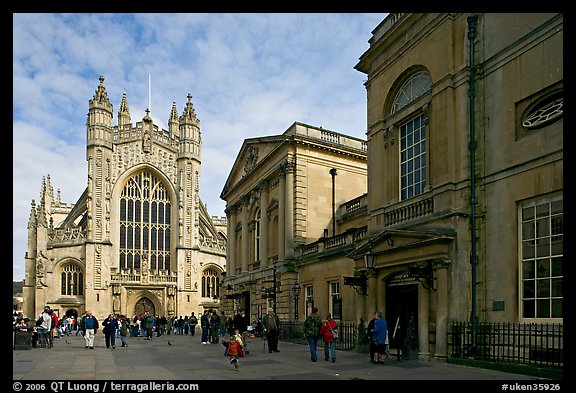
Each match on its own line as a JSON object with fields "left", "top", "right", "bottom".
{"left": 23, "top": 76, "right": 227, "bottom": 321}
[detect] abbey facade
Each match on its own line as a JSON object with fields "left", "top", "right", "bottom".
{"left": 23, "top": 76, "right": 227, "bottom": 322}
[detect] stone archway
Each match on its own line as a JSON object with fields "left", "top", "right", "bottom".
{"left": 135, "top": 297, "right": 156, "bottom": 317}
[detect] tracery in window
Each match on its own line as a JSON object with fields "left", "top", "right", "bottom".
{"left": 202, "top": 268, "right": 220, "bottom": 298}
{"left": 60, "top": 264, "right": 83, "bottom": 296}
{"left": 391, "top": 71, "right": 432, "bottom": 114}
{"left": 522, "top": 94, "right": 563, "bottom": 130}
{"left": 119, "top": 171, "right": 171, "bottom": 274}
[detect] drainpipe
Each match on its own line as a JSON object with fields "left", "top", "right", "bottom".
{"left": 467, "top": 14, "right": 479, "bottom": 355}
{"left": 330, "top": 168, "right": 337, "bottom": 236}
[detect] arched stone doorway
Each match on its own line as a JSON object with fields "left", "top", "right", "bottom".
{"left": 135, "top": 297, "right": 156, "bottom": 317}
{"left": 385, "top": 271, "right": 418, "bottom": 350}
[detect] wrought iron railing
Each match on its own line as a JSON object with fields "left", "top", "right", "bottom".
{"left": 279, "top": 320, "right": 358, "bottom": 351}
{"left": 448, "top": 321, "right": 563, "bottom": 369}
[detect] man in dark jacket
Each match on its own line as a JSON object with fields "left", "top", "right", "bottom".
{"left": 102, "top": 313, "right": 119, "bottom": 349}
{"left": 80, "top": 311, "right": 99, "bottom": 349}
{"left": 200, "top": 310, "right": 210, "bottom": 344}
{"left": 303, "top": 307, "right": 322, "bottom": 362}
{"left": 233, "top": 308, "right": 250, "bottom": 354}
{"left": 209, "top": 310, "right": 220, "bottom": 343}
{"left": 262, "top": 307, "right": 280, "bottom": 353}
{"left": 367, "top": 311, "right": 378, "bottom": 363}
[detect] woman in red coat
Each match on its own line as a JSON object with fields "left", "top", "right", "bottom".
{"left": 319, "top": 313, "right": 338, "bottom": 362}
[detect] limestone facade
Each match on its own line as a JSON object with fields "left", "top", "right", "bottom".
{"left": 220, "top": 122, "right": 367, "bottom": 322}
{"left": 23, "top": 76, "right": 227, "bottom": 322}
{"left": 351, "top": 13, "right": 563, "bottom": 359}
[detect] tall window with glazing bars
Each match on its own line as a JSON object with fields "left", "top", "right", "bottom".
{"left": 391, "top": 71, "right": 431, "bottom": 200}
{"left": 520, "top": 194, "right": 563, "bottom": 319}
{"left": 119, "top": 171, "right": 171, "bottom": 273}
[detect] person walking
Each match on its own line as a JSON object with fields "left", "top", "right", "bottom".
{"left": 143, "top": 311, "right": 154, "bottom": 340}
{"left": 102, "top": 313, "right": 119, "bottom": 349}
{"left": 209, "top": 310, "right": 221, "bottom": 343}
{"left": 319, "top": 312, "right": 338, "bottom": 362}
{"left": 189, "top": 312, "right": 198, "bottom": 336}
{"left": 373, "top": 311, "right": 388, "bottom": 364}
{"left": 367, "top": 311, "right": 378, "bottom": 363}
{"left": 303, "top": 307, "right": 322, "bottom": 362}
{"left": 200, "top": 310, "right": 210, "bottom": 344}
{"left": 80, "top": 311, "right": 99, "bottom": 349}
{"left": 262, "top": 307, "right": 280, "bottom": 353}
{"left": 233, "top": 308, "right": 250, "bottom": 354}
{"left": 225, "top": 335, "right": 244, "bottom": 371}
{"left": 36, "top": 308, "right": 52, "bottom": 348}
{"left": 119, "top": 315, "right": 129, "bottom": 347}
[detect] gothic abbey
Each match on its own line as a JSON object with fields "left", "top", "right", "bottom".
{"left": 23, "top": 76, "right": 227, "bottom": 321}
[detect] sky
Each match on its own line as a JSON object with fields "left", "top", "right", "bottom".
{"left": 13, "top": 13, "right": 388, "bottom": 282}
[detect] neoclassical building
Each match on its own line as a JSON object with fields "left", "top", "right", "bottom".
{"left": 348, "top": 13, "right": 563, "bottom": 359}
{"left": 23, "top": 76, "right": 227, "bottom": 321}
{"left": 220, "top": 122, "right": 367, "bottom": 322}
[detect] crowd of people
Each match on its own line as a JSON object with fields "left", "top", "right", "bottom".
{"left": 13, "top": 306, "right": 390, "bottom": 371}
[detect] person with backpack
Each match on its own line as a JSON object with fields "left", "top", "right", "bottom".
{"left": 303, "top": 307, "right": 322, "bottom": 362}
{"left": 35, "top": 309, "right": 52, "bottom": 348}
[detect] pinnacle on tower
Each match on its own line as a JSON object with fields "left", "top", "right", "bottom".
{"left": 118, "top": 92, "right": 132, "bottom": 127}
{"left": 179, "top": 93, "right": 200, "bottom": 126}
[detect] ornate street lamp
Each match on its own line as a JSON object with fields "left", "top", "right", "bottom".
{"left": 291, "top": 281, "right": 302, "bottom": 320}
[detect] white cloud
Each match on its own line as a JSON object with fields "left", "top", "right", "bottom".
{"left": 12, "top": 12, "right": 387, "bottom": 281}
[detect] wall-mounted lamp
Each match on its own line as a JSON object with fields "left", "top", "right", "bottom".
{"left": 364, "top": 251, "right": 377, "bottom": 276}
{"left": 408, "top": 261, "right": 436, "bottom": 291}
{"left": 344, "top": 273, "right": 368, "bottom": 296}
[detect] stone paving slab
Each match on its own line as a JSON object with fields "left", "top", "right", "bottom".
{"left": 13, "top": 333, "right": 548, "bottom": 382}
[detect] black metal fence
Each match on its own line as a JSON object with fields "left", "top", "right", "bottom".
{"left": 279, "top": 320, "right": 358, "bottom": 351}
{"left": 448, "top": 321, "right": 563, "bottom": 369}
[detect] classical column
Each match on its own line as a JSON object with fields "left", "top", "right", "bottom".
{"left": 435, "top": 267, "right": 448, "bottom": 360}
{"left": 259, "top": 181, "right": 269, "bottom": 268}
{"left": 418, "top": 280, "right": 430, "bottom": 359}
{"left": 241, "top": 201, "right": 249, "bottom": 273}
{"left": 284, "top": 161, "right": 295, "bottom": 259}
{"left": 226, "top": 207, "right": 237, "bottom": 276}
{"left": 277, "top": 168, "right": 286, "bottom": 263}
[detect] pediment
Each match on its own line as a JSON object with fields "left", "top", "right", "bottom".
{"left": 220, "top": 136, "right": 285, "bottom": 199}
{"left": 348, "top": 228, "right": 456, "bottom": 259}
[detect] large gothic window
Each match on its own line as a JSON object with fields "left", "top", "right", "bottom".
{"left": 119, "top": 171, "right": 171, "bottom": 274}
{"left": 202, "top": 268, "right": 220, "bottom": 298}
{"left": 60, "top": 264, "right": 83, "bottom": 296}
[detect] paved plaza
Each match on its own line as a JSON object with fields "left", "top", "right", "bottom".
{"left": 13, "top": 332, "right": 548, "bottom": 382}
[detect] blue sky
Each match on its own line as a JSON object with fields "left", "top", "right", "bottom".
{"left": 13, "top": 13, "right": 387, "bottom": 281}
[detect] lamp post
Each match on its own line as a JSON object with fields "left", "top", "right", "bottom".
{"left": 291, "top": 281, "right": 301, "bottom": 320}
{"left": 260, "top": 267, "right": 278, "bottom": 314}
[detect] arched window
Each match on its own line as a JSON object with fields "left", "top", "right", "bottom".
{"left": 254, "top": 208, "right": 261, "bottom": 262}
{"left": 391, "top": 70, "right": 432, "bottom": 200}
{"left": 60, "top": 264, "right": 83, "bottom": 296}
{"left": 391, "top": 71, "right": 432, "bottom": 114}
{"left": 202, "top": 268, "right": 220, "bottom": 298}
{"left": 119, "top": 170, "right": 171, "bottom": 274}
